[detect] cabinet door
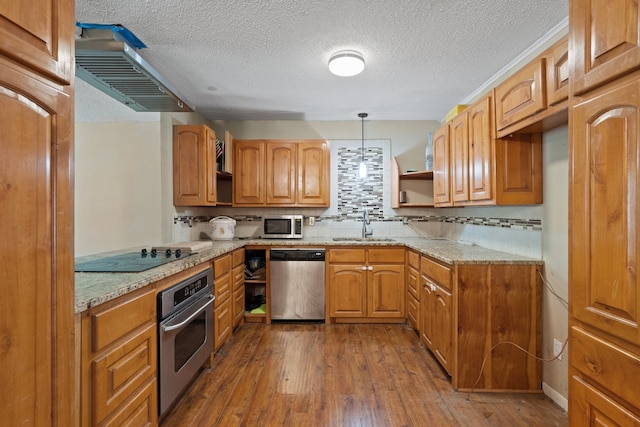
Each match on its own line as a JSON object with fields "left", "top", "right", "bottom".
{"left": 204, "top": 126, "right": 218, "bottom": 204}
{"left": 368, "top": 264, "right": 405, "bottom": 318}
{"left": 494, "top": 133, "right": 543, "bottom": 205}
{"left": 433, "top": 125, "right": 452, "bottom": 206}
{"left": 173, "top": 125, "right": 217, "bottom": 206}
{"left": 450, "top": 113, "right": 469, "bottom": 203}
{"left": 420, "top": 283, "right": 434, "bottom": 348}
{"left": 571, "top": 376, "right": 640, "bottom": 426}
{"left": 431, "top": 283, "right": 453, "bottom": 375}
{"left": 233, "top": 140, "right": 265, "bottom": 205}
{"left": 297, "top": 141, "right": 330, "bottom": 205}
{"left": 214, "top": 298, "right": 232, "bottom": 351}
{"left": 0, "top": 59, "right": 74, "bottom": 426}
{"left": 328, "top": 265, "right": 367, "bottom": 317}
{"left": 266, "top": 141, "right": 296, "bottom": 204}
{"left": 494, "top": 58, "right": 546, "bottom": 131}
{"left": 0, "top": 1, "right": 73, "bottom": 83}
{"left": 546, "top": 36, "right": 569, "bottom": 106}
{"left": 571, "top": 0, "right": 640, "bottom": 94}
{"left": 571, "top": 79, "right": 640, "bottom": 346}
{"left": 467, "top": 96, "right": 493, "bottom": 202}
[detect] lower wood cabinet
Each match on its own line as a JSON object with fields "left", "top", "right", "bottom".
{"left": 80, "top": 288, "right": 158, "bottom": 426}
{"left": 231, "top": 248, "right": 246, "bottom": 328}
{"left": 419, "top": 256, "right": 542, "bottom": 391}
{"left": 406, "top": 249, "right": 421, "bottom": 331}
{"left": 213, "top": 254, "right": 233, "bottom": 350}
{"left": 327, "top": 247, "right": 405, "bottom": 323}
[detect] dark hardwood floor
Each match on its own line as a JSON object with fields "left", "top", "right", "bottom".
{"left": 161, "top": 323, "right": 567, "bottom": 426}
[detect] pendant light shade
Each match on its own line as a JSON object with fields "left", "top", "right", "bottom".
{"left": 329, "top": 50, "right": 365, "bottom": 77}
{"left": 358, "top": 112, "right": 368, "bottom": 178}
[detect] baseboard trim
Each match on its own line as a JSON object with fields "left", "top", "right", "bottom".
{"left": 542, "top": 382, "right": 568, "bottom": 412}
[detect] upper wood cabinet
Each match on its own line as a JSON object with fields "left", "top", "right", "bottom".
{"left": 433, "top": 125, "right": 452, "bottom": 207}
{"left": 0, "top": 3, "right": 75, "bottom": 425}
{"left": 234, "top": 139, "right": 330, "bottom": 207}
{"left": 0, "top": 1, "right": 74, "bottom": 84}
{"left": 494, "top": 36, "right": 568, "bottom": 137}
{"left": 495, "top": 58, "right": 547, "bottom": 132}
{"left": 173, "top": 124, "right": 219, "bottom": 206}
{"left": 450, "top": 111, "right": 470, "bottom": 203}
{"left": 571, "top": 0, "right": 640, "bottom": 95}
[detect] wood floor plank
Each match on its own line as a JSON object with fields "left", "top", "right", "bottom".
{"left": 161, "top": 323, "right": 567, "bottom": 427}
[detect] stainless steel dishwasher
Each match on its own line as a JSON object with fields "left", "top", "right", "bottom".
{"left": 270, "top": 248, "right": 326, "bottom": 321}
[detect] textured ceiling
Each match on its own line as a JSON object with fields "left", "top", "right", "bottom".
{"left": 75, "top": 0, "right": 568, "bottom": 122}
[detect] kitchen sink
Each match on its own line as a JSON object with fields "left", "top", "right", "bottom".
{"left": 331, "top": 237, "right": 395, "bottom": 242}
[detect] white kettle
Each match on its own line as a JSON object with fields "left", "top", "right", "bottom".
{"left": 209, "top": 216, "right": 236, "bottom": 240}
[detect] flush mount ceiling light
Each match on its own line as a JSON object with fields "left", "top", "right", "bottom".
{"left": 329, "top": 50, "right": 365, "bottom": 77}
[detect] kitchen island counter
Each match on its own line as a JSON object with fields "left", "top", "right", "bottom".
{"left": 75, "top": 237, "right": 542, "bottom": 313}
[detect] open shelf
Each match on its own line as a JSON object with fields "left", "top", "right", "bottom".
{"left": 391, "top": 157, "right": 435, "bottom": 208}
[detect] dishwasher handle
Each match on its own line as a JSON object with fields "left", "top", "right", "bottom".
{"left": 270, "top": 249, "right": 325, "bottom": 261}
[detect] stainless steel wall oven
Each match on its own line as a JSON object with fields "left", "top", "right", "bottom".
{"left": 157, "top": 268, "right": 214, "bottom": 415}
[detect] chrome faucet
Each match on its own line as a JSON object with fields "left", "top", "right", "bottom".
{"left": 362, "top": 209, "right": 373, "bottom": 238}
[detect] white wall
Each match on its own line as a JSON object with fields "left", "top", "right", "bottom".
{"left": 74, "top": 121, "right": 162, "bottom": 256}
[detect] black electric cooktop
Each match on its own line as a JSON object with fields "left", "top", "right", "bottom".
{"left": 74, "top": 249, "right": 193, "bottom": 273}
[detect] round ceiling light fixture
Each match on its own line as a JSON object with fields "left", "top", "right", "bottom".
{"left": 328, "top": 50, "right": 365, "bottom": 77}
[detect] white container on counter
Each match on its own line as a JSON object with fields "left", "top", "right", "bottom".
{"left": 209, "top": 216, "right": 236, "bottom": 240}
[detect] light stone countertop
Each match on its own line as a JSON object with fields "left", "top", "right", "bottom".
{"left": 74, "top": 237, "right": 542, "bottom": 313}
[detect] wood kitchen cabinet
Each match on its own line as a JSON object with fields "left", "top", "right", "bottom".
{"left": 213, "top": 254, "right": 233, "bottom": 350}
{"left": 0, "top": 2, "right": 75, "bottom": 425}
{"left": 406, "top": 249, "right": 421, "bottom": 331}
{"left": 327, "top": 247, "right": 405, "bottom": 323}
{"left": 494, "top": 36, "right": 569, "bottom": 137}
{"left": 569, "top": 71, "right": 640, "bottom": 422}
{"left": 80, "top": 288, "right": 158, "bottom": 426}
{"left": 234, "top": 139, "right": 330, "bottom": 207}
{"left": 231, "top": 248, "right": 246, "bottom": 328}
{"left": 419, "top": 256, "right": 542, "bottom": 391}
{"left": 436, "top": 93, "right": 542, "bottom": 207}
{"left": 173, "top": 124, "right": 231, "bottom": 206}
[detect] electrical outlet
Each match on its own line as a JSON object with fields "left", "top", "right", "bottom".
{"left": 308, "top": 216, "right": 315, "bottom": 226}
{"left": 553, "top": 339, "right": 563, "bottom": 360}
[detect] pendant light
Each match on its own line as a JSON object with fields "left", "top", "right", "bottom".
{"left": 358, "top": 112, "right": 368, "bottom": 178}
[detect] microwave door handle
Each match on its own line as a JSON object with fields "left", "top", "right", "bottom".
{"left": 162, "top": 295, "right": 215, "bottom": 333}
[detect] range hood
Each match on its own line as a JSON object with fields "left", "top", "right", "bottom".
{"left": 75, "top": 28, "right": 194, "bottom": 112}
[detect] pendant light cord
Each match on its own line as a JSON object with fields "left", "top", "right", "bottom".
{"left": 358, "top": 112, "right": 368, "bottom": 162}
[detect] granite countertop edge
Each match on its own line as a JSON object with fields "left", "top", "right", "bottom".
{"left": 75, "top": 237, "right": 543, "bottom": 313}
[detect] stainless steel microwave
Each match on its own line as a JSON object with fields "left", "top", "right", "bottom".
{"left": 262, "top": 215, "right": 303, "bottom": 239}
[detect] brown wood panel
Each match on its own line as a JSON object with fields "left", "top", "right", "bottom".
{"left": 0, "top": 0, "right": 73, "bottom": 83}
{"left": 91, "top": 289, "right": 155, "bottom": 353}
{"left": 232, "top": 248, "right": 245, "bottom": 267}
{"left": 450, "top": 112, "right": 469, "bottom": 203}
{"left": 495, "top": 58, "right": 547, "bottom": 130}
{"left": 161, "top": 324, "right": 567, "bottom": 426}
{"left": 494, "top": 133, "right": 543, "bottom": 205}
{"left": 92, "top": 324, "right": 156, "bottom": 425}
{"left": 328, "top": 248, "right": 366, "bottom": 263}
{"left": 367, "top": 247, "right": 405, "bottom": 263}
{"left": 213, "top": 254, "right": 231, "bottom": 279}
{"left": 571, "top": 326, "right": 640, "bottom": 410}
{"left": 433, "top": 124, "right": 452, "bottom": 206}
{"left": 406, "top": 249, "right": 420, "bottom": 269}
{"left": 571, "top": 0, "right": 640, "bottom": 94}
{"left": 266, "top": 141, "right": 296, "bottom": 204}
{"left": 571, "top": 375, "right": 640, "bottom": 426}
{"left": 0, "top": 51, "right": 75, "bottom": 426}
{"left": 297, "top": 140, "right": 330, "bottom": 205}
{"left": 571, "top": 78, "right": 640, "bottom": 345}
{"left": 421, "top": 256, "right": 452, "bottom": 289}
{"left": 546, "top": 35, "right": 569, "bottom": 106}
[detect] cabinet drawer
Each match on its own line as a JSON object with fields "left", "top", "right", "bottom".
{"left": 92, "top": 323, "right": 156, "bottom": 424}
{"left": 495, "top": 58, "right": 546, "bottom": 130}
{"left": 328, "top": 248, "right": 366, "bottom": 263}
{"left": 215, "top": 298, "right": 232, "bottom": 350}
{"left": 421, "top": 257, "right": 452, "bottom": 289}
{"left": 214, "top": 254, "right": 231, "bottom": 278}
{"left": 101, "top": 378, "right": 157, "bottom": 427}
{"left": 368, "top": 248, "right": 405, "bottom": 263}
{"left": 571, "top": 326, "right": 640, "bottom": 409}
{"left": 91, "top": 290, "right": 155, "bottom": 353}
{"left": 232, "top": 264, "right": 245, "bottom": 291}
{"left": 215, "top": 271, "right": 231, "bottom": 304}
{"left": 407, "top": 266, "right": 420, "bottom": 301}
{"left": 407, "top": 250, "right": 420, "bottom": 269}
{"left": 407, "top": 294, "right": 419, "bottom": 331}
{"left": 571, "top": 375, "right": 640, "bottom": 426}
{"left": 232, "top": 249, "right": 245, "bottom": 267}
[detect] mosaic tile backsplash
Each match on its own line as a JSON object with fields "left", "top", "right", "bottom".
{"left": 336, "top": 146, "right": 384, "bottom": 220}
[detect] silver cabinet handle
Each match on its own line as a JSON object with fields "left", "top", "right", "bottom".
{"left": 162, "top": 295, "right": 214, "bottom": 332}
{"left": 361, "top": 266, "right": 368, "bottom": 270}
{"left": 368, "top": 266, "right": 373, "bottom": 271}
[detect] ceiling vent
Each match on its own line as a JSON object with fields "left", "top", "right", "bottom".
{"left": 75, "top": 27, "right": 194, "bottom": 112}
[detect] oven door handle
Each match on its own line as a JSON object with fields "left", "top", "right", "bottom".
{"left": 161, "top": 294, "right": 215, "bottom": 332}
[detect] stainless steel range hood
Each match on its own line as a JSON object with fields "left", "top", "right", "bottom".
{"left": 75, "top": 28, "right": 194, "bottom": 112}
